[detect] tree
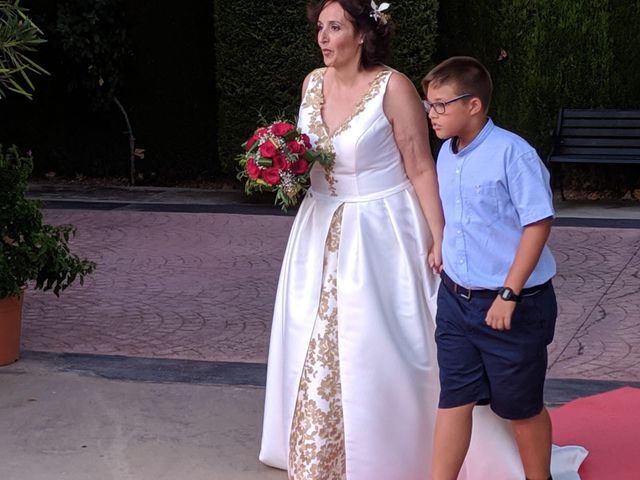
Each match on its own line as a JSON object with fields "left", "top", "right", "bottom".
{"left": 55, "top": 0, "right": 141, "bottom": 184}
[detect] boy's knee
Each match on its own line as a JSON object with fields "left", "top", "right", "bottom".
{"left": 510, "top": 407, "right": 550, "bottom": 426}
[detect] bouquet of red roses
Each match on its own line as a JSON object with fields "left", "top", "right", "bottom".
{"left": 237, "top": 120, "right": 334, "bottom": 210}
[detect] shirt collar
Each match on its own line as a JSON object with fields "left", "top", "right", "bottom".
{"left": 449, "top": 118, "right": 495, "bottom": 156}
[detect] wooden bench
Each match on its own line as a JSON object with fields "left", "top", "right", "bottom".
{"left": 547, "top": 108, "right": 640, "bottom": 199}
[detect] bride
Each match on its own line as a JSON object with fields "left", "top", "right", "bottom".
{"left": 259, "top": 1, "right": 586, "bottom": 479}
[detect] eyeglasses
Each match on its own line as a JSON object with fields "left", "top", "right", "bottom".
{"left": 423, "top": 94, "right": 472, "bottom": 114}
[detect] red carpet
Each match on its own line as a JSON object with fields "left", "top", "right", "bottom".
{"left": 551, "top": 387, "right": 640, "bottom": 479}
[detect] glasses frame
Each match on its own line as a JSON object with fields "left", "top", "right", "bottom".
{"left": 423, "top": 93, "right": 472, "bottom": 114}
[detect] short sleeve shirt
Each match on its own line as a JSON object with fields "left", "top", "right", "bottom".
{"left": 437, "top": 118, "right": 556, "bottom": 289}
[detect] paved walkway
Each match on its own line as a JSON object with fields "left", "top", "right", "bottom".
{"left": 20, "top": 183, "right": 640, "bottom": 383}
{"left": 22, "top": 209, "right": 289, "bottom": 363}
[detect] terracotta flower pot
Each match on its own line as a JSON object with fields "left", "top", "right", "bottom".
{"left": 0, "top": 293, "right": 24, "bottom": 366}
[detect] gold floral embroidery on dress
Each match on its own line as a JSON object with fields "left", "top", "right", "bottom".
{"left": 289, "top": 205, "right": 346, "bottom": 480}
{"left": 329, "top": 69, "right": 390, "bottom": 139}
{"left": 325, "top": 205, "right": 343, "bottom": 253}
{"left": 302, "top": 68, "right": 338, "bottom": 196}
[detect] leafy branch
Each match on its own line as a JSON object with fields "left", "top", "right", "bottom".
{"left": 0, "top": 0, "right": 48, "bottom": 100}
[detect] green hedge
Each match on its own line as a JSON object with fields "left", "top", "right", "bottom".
{"left": 214, "top": 0, "right": 438, "bottom": 172}
{"left": 389, "top": 0, "right": 438, "bottom": 89}
{"left": 436, "top": 0, "right": 640, "bottom": 193}
{"left": 4, "top": 1, "right": 638, "bottom": 191}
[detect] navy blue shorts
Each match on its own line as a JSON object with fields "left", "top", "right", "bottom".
{"left": 435, "top": 274, "right": 557, "bottom": 420}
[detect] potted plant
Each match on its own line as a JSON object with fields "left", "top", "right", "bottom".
{"left": 1, "top": 1, "right": 95, "bottom": 365}
{"left": 0, "top": 146, "right": 96, "bottom": 365}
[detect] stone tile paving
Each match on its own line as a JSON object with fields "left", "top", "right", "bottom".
{"left": 547, "top": 227, "right": 640, "bottom": 381}
{"left": 22, "top": 210, "right": 290, "bottom": 363}
{"left": 20, "top": 210, "right": 640, "bottom": 382}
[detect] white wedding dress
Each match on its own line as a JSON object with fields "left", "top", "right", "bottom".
{"left": 259, "top": 68, "right": 587, "bottom": 480}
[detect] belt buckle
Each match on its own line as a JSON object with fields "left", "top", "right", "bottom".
{"left": 453, "top": 283, "right": 472, "bottom": 301}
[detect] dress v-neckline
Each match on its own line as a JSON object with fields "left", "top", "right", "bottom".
{"left": 319, "top": 68, "right": 389, "bottom": 139}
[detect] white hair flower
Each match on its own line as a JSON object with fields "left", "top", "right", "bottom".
{"left": 370, "top": 1, "right": 390, "bottom": 25}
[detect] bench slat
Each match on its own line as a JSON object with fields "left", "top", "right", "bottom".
{"left": 549, "top": 155, "right": 640, "bottom": 164}
{"left": 559, "top": 128, "right": 640, "bottom": 137}
{"left": 563, "top": 109, "right": 640, "bottom": 119}
{"left": 553, "top": 146, "right": 640, "bottom": 156}
{"left": 559, "top": 137, "right": 640, "bottom": 147}
{"left": 561, "top": 118, "right": 640, "bottom": 128}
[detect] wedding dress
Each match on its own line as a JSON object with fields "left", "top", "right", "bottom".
{"left": 259, "top": 67, "right": 587, "bottom": 480}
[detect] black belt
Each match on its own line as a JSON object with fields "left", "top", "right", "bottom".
{"left": 440, "top": 271, "right": 550, "bottom": 301}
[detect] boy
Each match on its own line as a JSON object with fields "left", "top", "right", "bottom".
{"left": 423, "top": 56, "right": 557, "bottom": 480}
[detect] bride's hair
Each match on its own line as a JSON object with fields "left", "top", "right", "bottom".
{"left": 308, "top": 0, "right": 394, "bottom": 69}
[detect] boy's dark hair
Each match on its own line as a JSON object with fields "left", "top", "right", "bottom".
{"left": 308, "top": 0, "right": 394, "bottom": 69}
{"left": 422, "top": 56, "right": 493, "bottom": 113}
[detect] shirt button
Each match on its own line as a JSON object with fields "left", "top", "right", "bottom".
{"left": 457, "top": 230, "right": 461, "bottom": 234}
{"left": 456, "top": 199, "right": 460, "bottom": 204}
{"left": 459, "top": 259, "right": 464, "bottom": 264}
{"left": 455, "top": 169, "right": 460, "bottom": 174}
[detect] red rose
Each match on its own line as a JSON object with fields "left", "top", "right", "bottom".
{"left": 246, "top": 135, "right": 258, "bottom": 151}
{"left": 255, "top": 127, "right": 268, "bottom": 136}
{"left": 271, "top": 122, "right": 295, "bottom": 137}
{"left": 259, "top": 140, "right": 278, "bottom": 158}
{"left": 272, "top": 154, "right": 291, "bottom": 171}
{"left": 246, "top": 157, "right": 260, "bottom": 179}
{"left": 291, "top": 158, "right": 309, "bottom": 175}
{"left": 300, "top": 133, "right": 312, "bottom": 148}
{"left": 286, "top": 140, "right": 302, "bottom": 154}
{"left": 262, "top": 167, "right": 281, "bottom": 185}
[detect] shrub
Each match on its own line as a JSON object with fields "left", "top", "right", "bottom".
{"left": 0, "top": 145, "right": 95, "bottom": 299}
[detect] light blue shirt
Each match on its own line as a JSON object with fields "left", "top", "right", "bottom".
{"left": 437, "top": 118, "right": 556, "bottom": 289}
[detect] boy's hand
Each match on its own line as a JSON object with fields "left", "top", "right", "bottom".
{"left": 485, "top": 297, "right": 517, "bottom": 330}
{"left": 428, "top": 240, "right": 443, "bottom": 274}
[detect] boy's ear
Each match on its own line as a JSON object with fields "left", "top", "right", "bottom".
{"left": 469, "top": 97, "right": 484, "bottom": 115}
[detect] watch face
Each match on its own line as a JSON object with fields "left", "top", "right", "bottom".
{"left": 499, "top": 287, "right": 521, "bottom": 302}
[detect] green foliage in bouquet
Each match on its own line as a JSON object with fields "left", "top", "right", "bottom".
{"left": 0, "top": 145, "right": 96, "bottom": 298}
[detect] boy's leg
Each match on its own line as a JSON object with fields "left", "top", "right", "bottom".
{"left": 478, "top": 284, "right": 557, "bottom": 480}
{"left": 434, "top": 278, "right": 493, "bottom": 480}
{"left": 512, "top": 407, "right": 552, "bottom": 480}
{"left": 432, "top": 403, "right": 475, "bottom": 480}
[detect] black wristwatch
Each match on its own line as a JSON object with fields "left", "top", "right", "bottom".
{"left": 498, "top": 287, "right": 521, "bottom": 303}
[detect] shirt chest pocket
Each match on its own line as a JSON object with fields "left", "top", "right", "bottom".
{"left": 464, "top": 183, "right": 500, "bottom": 219}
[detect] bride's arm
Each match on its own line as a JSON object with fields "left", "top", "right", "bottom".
{"left": 383, "top": 71, "right": 444, "bottom": 271}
